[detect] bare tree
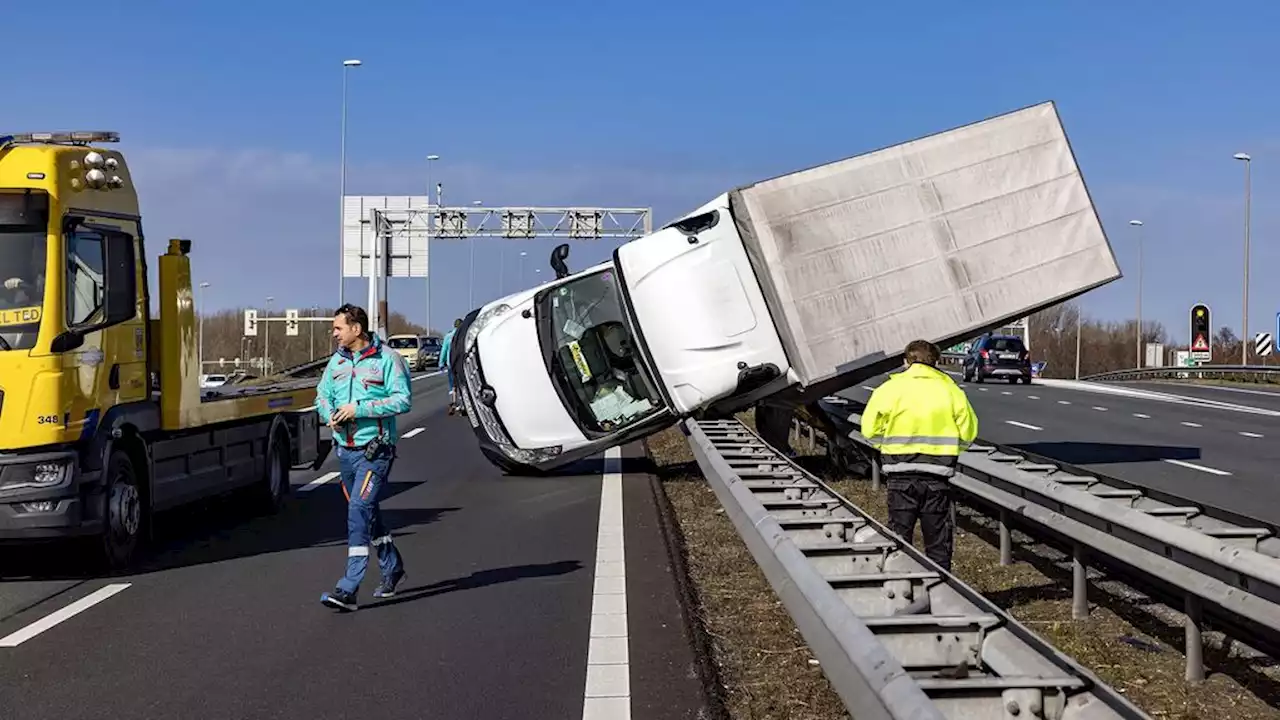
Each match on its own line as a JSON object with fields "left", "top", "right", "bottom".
{"left": 1028, "top": 301, "right": 1172, "bottom": 378}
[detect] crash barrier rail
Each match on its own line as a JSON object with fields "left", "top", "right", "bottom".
{"left": 804, "top": 396, "right": 1280, "bottom": 686}
{"left": 1083, "top": 364, "right": 1280, "bottom": 384}
{"left": 683, "top": 418, "right": 1149, "bottom": 719}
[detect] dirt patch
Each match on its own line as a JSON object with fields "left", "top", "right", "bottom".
{"left": 647, "top": 414, "right": 1280, "bottom": 719}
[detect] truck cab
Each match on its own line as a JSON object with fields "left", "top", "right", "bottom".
{"left": 452, "top": 200, "right": 791, "bottom": 474}
{"left": 452, "top": 260, "right": 674, "bottom": 473}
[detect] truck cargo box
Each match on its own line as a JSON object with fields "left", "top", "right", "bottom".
{"left": 728, "top": 101, "right": 1120, "bottom": 390}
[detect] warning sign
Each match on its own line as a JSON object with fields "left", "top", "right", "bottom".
{"left": 1189, "top": 303, "right": 1212, "bottom": 361}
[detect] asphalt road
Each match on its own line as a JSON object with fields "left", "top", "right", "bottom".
{"left": 838, "top": 371, "right": 1280, "bottom": 524}
{"left": 1118, "top": 380, "right": 1280, "bottom": 412}
{"left": 0, "top": 371, "right": 710, "bottom": 719}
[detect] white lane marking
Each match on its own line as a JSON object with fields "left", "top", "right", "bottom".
{"left": 298, "top": 471, "right": 340, "bottom": 493}
{"left": 411, "top": 370, "right": 445, "bottom": 383}
{"left": 401, "top": 427, "right": 425, "bottom": 439}
{"left": 860, "top": 385, "right": 875, "bottom": 391}
{"left": 583, "top": 446, "right": 630, "bottom": 719}
{"left": 1058, "top": 400, "right": 1071, "bottom": 405}
{"left": 1092, "top": 406, "right": 1108, "bottom": 412}
{"left": 1001, "top": 391, "right": 1013, "bottom": 396}
{"left": 1180, "top": 422, "right": 1202, "bottom": 428}
{"left": 1037, "top": 378, "right": 1280, "bottom": 417}
{"left": 1163, "top": 459, "right": 1232, "bottom": 476}
{"left": 1133, "top": 413, "right": 1151, "bottom": 419}
{"left": 977, "top": 387, "right": 988, "bottom": 392}
{"left": 1005, "top": 420, "right": 1043, "bottom": 431}
{"left": 0, "top": 583, "right": 132, "bottom": 648}
{"left": 1028, "top": 395, "right": 1040, "bottom": 400}
{"left": 1240, "top": 431, "right": 1264, "bottom": 438}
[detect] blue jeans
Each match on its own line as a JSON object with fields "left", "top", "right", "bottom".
{"left": 335, "top": 444, "right": 405, "bottom": 594}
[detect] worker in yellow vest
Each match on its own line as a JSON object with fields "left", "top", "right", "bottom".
{"left": 861, "top": 340, "right": 978, "bottom": 571}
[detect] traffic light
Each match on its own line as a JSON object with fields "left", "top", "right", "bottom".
{"left": 1189, "top": 303, "right": 1211, "bottom": 360}
{"left": 285, "top": 309, "right": 299, "bottom": 337}
{"left": 244, "top": 309, "right": 258, "bottom": 337}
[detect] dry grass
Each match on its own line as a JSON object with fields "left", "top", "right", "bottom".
{"left": 648, "top": 415, "right": 849, "bottom": 720}
{"left": 648, "top": 412, "right": 1280, "bottom": 720}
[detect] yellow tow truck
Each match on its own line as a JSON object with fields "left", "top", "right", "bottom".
{"left": 0, "top": 131, "right": 323, "bottom": 569}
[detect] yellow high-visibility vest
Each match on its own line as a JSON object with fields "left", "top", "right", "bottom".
{"left": 861, "top": 363, "right": 979, "bottom": 477}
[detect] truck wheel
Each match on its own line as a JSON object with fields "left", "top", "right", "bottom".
{"left": 254, "top": 429, "right": 290, "bottom": 514}
{"left": 100, "top": 449, "right": 143, "bottom": 572}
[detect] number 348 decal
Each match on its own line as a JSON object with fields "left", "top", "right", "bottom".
{"left": 36, "top": 414, "right": 63, "bottom": 426}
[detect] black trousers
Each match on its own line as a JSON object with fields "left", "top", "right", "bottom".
{"left": 885, "top": 471, "right": 955, "bottom": 571}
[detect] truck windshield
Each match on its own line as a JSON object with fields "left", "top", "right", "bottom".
{"left": 0, "top": 229, "right": 48, "bottom": 351}
{"left": 538, "top": 268, "right": 663, "bottom": 434}
{"left": 387, "top": 337, "right": 419, "bottom": 349}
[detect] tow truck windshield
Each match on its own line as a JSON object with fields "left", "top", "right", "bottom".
{"left": 0, "top": 191, "right": 49, "bottom": 351}
{"left": 537, "top": 268, "right": 662, "bottom": 435}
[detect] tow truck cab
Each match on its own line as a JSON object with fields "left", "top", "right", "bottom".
{"left": 0, "top": 131, "right": 320, "bottom": 568}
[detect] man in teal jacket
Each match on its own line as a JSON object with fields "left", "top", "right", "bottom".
{"left": 440, "top": 317, "right": 462, "bottom": 415}
{"left": 316, "top": 304, "right": 412, "bottom": 611}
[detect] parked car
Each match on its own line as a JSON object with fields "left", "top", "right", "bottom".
{"left": 962, "top": 334, "right": 1032, "bottom": 384}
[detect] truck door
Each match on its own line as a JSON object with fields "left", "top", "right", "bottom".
{"left": 57, "top": 214, "right": 148, "bottom": 436}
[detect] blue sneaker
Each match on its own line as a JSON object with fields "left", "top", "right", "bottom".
{"left": 321, "top": 587, "right": 358, "bottom": 612}
{"left": 373, "top": 570, "right": 407, "bottom": 599}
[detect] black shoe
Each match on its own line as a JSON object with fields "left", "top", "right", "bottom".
{"left": 321, "top": 588, "right": 358, "bottom": 612}
{"left": 373, "top": 570, "right": 407, "bottom": 599}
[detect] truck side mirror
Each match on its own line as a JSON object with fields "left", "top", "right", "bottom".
{"left": 102, "top": 231, "right": 137, "bottom": 325}
{"left": 550, "top": 243, "right": 571, "bottom": 279}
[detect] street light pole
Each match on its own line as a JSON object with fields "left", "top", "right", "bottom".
{"left": 426, "top": 154, "right": 439, "bottom": 334}
{"left": 1128, "top": 220, "right": 1144, "bottom": 368}
{"left": 469, "top": 200, "right": 482, "bottom": 310}
{"left": 1234, "top": 152, "right": 1252, "bottom": 365}
{"left": 1074, "top": 306, "right": 1082, "bottom": 380}
{"left": 198, "top": 282, "right": 210, "bottom": 374}
{"left": 338, "top": 59, "right": 362, "bottom": 308}
{"left": 263, "top": 296, "right": 274, "bottom": 375}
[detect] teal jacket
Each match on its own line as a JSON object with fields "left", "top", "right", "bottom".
{"left": 439, "top": 328, "right": 457, "bottom": 368}
{"left": 315, "top": 333, "right": 413, "bottom": 448}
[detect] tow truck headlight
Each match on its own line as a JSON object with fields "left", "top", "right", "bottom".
{"left": 465, "top": 303, "right": 512, "bottom": 351}
{"left": 1, "top": 461, "right": 67, "bottom": 491}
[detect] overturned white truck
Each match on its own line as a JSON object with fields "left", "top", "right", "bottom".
{"left": 450, "top": 101, "right": 1122, "bottom": 473}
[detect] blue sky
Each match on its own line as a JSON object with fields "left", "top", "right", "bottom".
{"left": 8, "top": 1, "right": 1279, "bottom": 343}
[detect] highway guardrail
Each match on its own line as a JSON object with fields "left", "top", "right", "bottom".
{"left": 683, "top": 417, "right": 1150, "bottom": 719}
{"left": 804, "top": 396, "right": 1280, "bottom": 686}
{"left": 1083, "top": 364, "right": 1280, "bottom": 384}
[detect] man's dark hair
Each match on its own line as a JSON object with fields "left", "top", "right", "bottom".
{"left": 453, "top": 318, "right": 462, "bottom": 328}
{"left": 335, "top": 303, "right": 370, "bottom": 337}
{"left": 904, "top": 339, "right": 941, "bottom": 367}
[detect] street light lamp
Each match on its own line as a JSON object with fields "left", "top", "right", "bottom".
{"left": 1129, "top": 220, "right": 1144, "bottom": 368}
{"left": 338, "top": 58, "right": 363, "bottom": 308}
{"left": 1234, "top": 152, "right": 1252, "bottom": 365}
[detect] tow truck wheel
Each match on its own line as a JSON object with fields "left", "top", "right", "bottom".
{"left": 254, "top": 428, "right": 290, "bottom": 514}
{"left": 99, "top": 449, "right": 142, "bottom": 572}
